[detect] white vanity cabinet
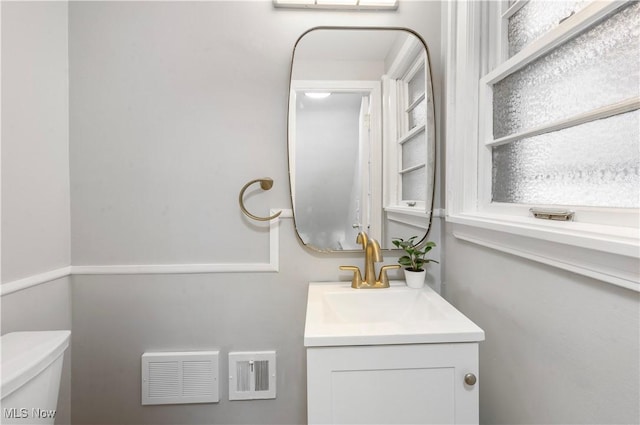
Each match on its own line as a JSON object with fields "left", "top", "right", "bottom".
{"left": 307, "top": 343, "right": 479, "bottom": 424}
{"left": 304, "top": 282, "right": 484, "bottom": 425}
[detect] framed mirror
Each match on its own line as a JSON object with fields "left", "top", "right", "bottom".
{"left": 288, "top": 27, "right": 436, "bottom": 252}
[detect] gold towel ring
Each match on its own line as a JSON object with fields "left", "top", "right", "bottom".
{"left": 239, "top": 177, "right": 283, "bottom": 222}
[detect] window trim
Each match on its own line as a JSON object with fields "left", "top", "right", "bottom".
{"left": 398, "top": 56, "right": 427, "bottom": 209}
{"left": 444, "top": 0, "right": 639, "bottom": 292}
{"left": 383, "top": 36, "right": 431, "bottom": 215}
{"left": 478, "top": 0, "right": 638, "bottom": 226}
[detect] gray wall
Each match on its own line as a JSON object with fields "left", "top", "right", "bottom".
{"left": 444, "top": 225, "right": 640, "bottom": 424}
{"left": 1, "top": 3, "right": 72, "bottom": 425}
{"left": 1, "top": 0, "right": 71, "bottom": 283}
{"left": 68, "top": 2, "right": 442, "bottom": 424}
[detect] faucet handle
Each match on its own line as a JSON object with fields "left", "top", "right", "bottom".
{"left": 340, "top": 266, "right": 363, "bottom": 289}
{"left": 377, "top": 265, "right": 401, "bottom": 288}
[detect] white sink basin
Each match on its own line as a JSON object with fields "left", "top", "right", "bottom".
{"left": 322, "top": 287, "right": 446, "bottom": 324}
{"left": 304, "top": 281, "right": 484, "bottom": 347}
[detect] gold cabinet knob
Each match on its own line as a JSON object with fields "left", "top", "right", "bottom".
{"left": 464, "top": 373, "right": 477, "bottom": 386}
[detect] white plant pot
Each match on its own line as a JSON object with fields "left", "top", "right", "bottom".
{"left": 404, "top": 268, "right": 426, "bottom": 289}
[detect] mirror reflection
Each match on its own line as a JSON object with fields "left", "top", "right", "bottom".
{"left": 288, "top": 28, "right": 435, "bottom": 251}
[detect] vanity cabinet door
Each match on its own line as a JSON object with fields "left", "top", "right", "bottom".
{"left": 307, "top": 343, "right": 479, "bottom": 425}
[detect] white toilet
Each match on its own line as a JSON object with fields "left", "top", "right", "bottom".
{"left": 1, "top": 331, "right": 71, "bottom": 424}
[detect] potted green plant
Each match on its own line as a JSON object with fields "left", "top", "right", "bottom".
{"left": 391, "top": 236, "right": 439, "bottom": 288}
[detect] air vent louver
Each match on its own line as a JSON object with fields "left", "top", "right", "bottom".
{"left": 141, "top": 351, "right": 219, "bottom": 405}
{"left": 229, "top": 352, "right": 276, "bottom": 400}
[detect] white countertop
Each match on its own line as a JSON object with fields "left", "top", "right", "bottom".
{"left": 304, "top": 281, "right": 485, "bottom": 347}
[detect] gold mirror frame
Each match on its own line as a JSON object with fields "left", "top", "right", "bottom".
{"left": 287, "top": 26, "right": 437, "bottom": 253}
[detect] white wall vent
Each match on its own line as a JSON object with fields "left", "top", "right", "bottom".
{"left": 228, "top": 351, "right": 276, "bottom": 400}
{"left": 141, "top": 351, "right": 219, "bottom": 405}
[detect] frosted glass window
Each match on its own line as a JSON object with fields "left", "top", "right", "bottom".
{"left": 494, "top": 1, "right": 640, "bottom": 139}
{"left": 401, "top": 131, "right": 426, "bottom": 170}
{"left": 408, "top": 64, "right": 425, "bottom": 104}
{"left": 408, "top": 99, "right": 426, "bottom": 130}
{"left": 508, "top": 0, "right": 590, "bottom": 57}
{"left": 395, "top": 53, "right": 430, "bottom": 207}
{"left": 492, "top": 110, "right": 640, "bottom": 208}
{"left": 407, "top": 64, "right": 426, "bottom": 131}
{"left": 402, "top": 167, "right": 426, "bottom": 201}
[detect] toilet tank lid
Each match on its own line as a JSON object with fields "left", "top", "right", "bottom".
{"left": 1, "top": 331, "right": 71, "bottom": 399}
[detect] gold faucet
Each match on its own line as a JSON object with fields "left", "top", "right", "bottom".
{"left": 340, "top": 231, "right": 400, "bottom": 289}
{"left": 363, "top": 238, "right": 382, "bottom": 286}
{"left": 356, "top": 231, "right": 368, "bottom": 250}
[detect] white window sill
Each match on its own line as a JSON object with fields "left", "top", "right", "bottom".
{"left": 447, "top": 212, "right": 639, "bottom": 292}
{"left": 385, "top": 205, "right": 429, "bottom": 229}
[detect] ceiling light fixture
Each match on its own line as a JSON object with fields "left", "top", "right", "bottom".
{"left": 273, "top": 0, "right": 398, "bottom": 10}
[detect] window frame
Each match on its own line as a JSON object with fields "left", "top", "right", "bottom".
{"left": 479, "top": 0, "right": 639, "bottom": 227}
{"left": 382, "top": 35, "right": 434, "bottom": 226}
{"left": 444, "top": 0, "right": 639, "bottom": 292}
{"left": 398, "top": 55, "right": 428, "bottom": 210}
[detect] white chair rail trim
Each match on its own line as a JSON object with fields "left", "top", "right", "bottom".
{"left": 0, "top": 266, "right": 72, "bottom": 297}
{"left": 1, "top": 209, "right": 293, "bottom": 297}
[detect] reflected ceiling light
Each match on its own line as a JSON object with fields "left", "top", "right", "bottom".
{"left": 273, "top": 0, "right": 398, "bottom": 10}
{"left": 305, "top": 92, "right": 332, "bottom": 99}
